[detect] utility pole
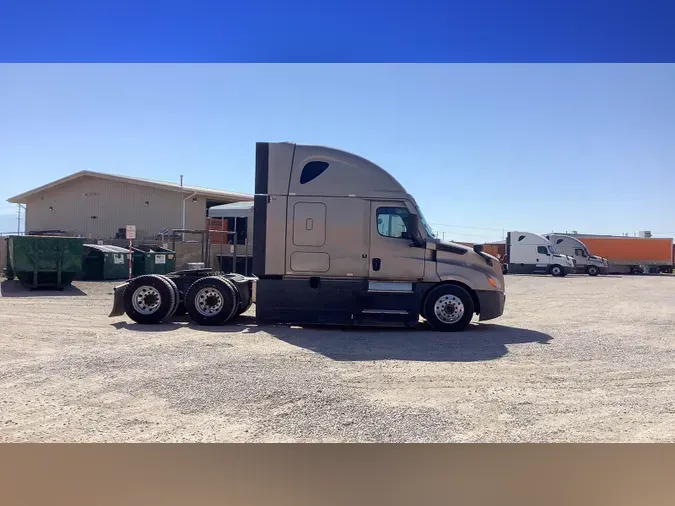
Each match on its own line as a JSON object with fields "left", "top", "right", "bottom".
{"left": 17, "top": 204, "right": 25, "bottom": 234}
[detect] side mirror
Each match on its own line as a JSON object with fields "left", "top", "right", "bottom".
{"left": 407, "top": 214, "right": 424, "bottom": 247}
{"left": 473, "top": 244, "right": 484, "bottom": 254}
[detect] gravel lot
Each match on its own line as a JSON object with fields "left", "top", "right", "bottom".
{"left": 1, "top": 274, "right": 675, "bottom": 442}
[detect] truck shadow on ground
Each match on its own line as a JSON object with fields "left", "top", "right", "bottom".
{"left": 0, "top": 280, "right": 87, "bottom": 297}
{"left": 259, "top": 322, "right": 552, "bottom": 362}
{"left": 506, "top": 274, "right": 624, "bottom": 278}
{"left": 110, "top": 321, "right": 181, "bottom": 332}
{"left": 110, "top": 316, "right": 552, "bottom": 362}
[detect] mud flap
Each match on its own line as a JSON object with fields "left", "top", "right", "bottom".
{"left": 109, "top": 282, "right": 129, "bottom": 317}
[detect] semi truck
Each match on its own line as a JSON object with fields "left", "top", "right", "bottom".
{"left": 544, "top": 234, "right": 608, "bottom": 276}
{"left": 564, "top": 234, "right": 674, "bottom": 274}
{"left": 109, "top": 142, "right": 506, "bottom": 332}
{"left": 506, "top": 231, "right": 575, "bottom": 277}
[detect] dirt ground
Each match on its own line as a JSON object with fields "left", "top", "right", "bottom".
{"left": 1, "top": 274, "right": 675, "bottom": 442}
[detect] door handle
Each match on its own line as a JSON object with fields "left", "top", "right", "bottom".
{"left": 372, "top": 258, "right": 381, "bottom": 271}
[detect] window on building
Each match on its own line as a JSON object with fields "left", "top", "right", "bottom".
{"left": 377, "top": 207, "right": 410, "bottom": 239}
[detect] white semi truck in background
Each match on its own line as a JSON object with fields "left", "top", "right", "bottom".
{"left": 544, "top": 234, "right": 608, "bottom": 276}
{"left": 110, "top": 142, "right": 506, "bottom": 332}
{"left": 506, "top": 231, "right": 575, "bottom": 277}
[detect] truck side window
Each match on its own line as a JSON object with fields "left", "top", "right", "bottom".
{"left": 537, "top": 246, "right": 549, "bottom": 255}
{"left": 377, "top": 207, "right": 409, "bottom": 239}
{"left": 575, "top": 248, "right": 586, "bottom": 257}
{"left": 300, "top": 161, "right": 330, "bottom": 184}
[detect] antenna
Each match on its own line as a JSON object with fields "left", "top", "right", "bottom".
{"left": 180, "top": 175, "right": 184, "bottom": 187}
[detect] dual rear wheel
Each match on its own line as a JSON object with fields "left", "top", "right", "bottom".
{"left": 122, "top": 274, "right": 243, "bottom": 325}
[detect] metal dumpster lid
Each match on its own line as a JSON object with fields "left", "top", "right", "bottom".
{"left": 83, "top": 244, "right": 131, "bottom": 254}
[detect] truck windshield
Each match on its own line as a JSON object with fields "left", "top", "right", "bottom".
{"left": 548, "top": 246, "right": 556, "bottom": 254}
{"left": 415, "top": 205, "right": 435, "bottom": 238}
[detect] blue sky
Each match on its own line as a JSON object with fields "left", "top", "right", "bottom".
{"left": 1, "top": 64, "right": 674, "bottom": 242}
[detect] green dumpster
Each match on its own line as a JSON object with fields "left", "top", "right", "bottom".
{"left": 4, "top": 238, "right": 14, "bottom": 280}
{"left": 7, "top": 235, "right": 85, "bottom": 289}
{"left": 131, "top": 245, "right": 176, "bottom": 276}
{"left": 81, "top": 244, "right": 131, "bottom": 280}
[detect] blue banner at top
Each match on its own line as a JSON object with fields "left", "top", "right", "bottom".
{"left": 1, "top": 0, "right": 674, "bottom": 62}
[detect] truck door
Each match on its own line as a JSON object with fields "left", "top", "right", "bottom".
{"left": 534, "top": 245, "right": 551, "bottom": 273}
{"left": 368, "top": 202, "right": 425, "bottom": 281}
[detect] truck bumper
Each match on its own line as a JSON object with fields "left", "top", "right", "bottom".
{"left": 476, "top": 290, "right": 505, "bottom": 321}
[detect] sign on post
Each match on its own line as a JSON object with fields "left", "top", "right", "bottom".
{"left": 126, "top": 225, "right": 136, "bottom": 279}
{"left": 125, "top": 225, "right": 137, "bottom": 240}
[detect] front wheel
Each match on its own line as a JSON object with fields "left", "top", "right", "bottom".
{"left": 550, "top": 265, "right": 564, "bottom": 277}
{"left": 423, "top": 284, "right": 475, "bottom": 332}
{"left": 587, "top": 265, "right": 599, "bottom": 276}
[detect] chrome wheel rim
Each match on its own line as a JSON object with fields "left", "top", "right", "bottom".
{"left": 433, "top": 294, "right": 465, "bottom": 324}
{"left": 195, "top": 287, "right": 224, "bottom": 317}
{"left": 552, "top": 266, "right": 561, "bottom": 275}
{"left": 131, "top": 286, "right": 162, "bottom": 315}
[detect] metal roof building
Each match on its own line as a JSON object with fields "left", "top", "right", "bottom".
{"left": 7, "top": 170, "right": 252, "bottom": 241}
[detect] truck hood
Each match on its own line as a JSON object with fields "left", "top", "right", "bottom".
{"left": 553, "top": 253, "right": 575, "bottom": 267}
{"left": 432, "top": 240, "right": 505, "bottom": 291}
{"left": 589, "top": 255, "right": 608, "bottom": 266}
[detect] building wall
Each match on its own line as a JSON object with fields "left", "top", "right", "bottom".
{"left": 24, "top": 176, "right": 209, "bottom": 240}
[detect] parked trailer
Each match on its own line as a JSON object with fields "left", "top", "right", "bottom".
{"left": 110, "top": 142, "right": 506, "bottom": 332}
{"left": 567, "top": 235, "right": 674, "bottom": 274}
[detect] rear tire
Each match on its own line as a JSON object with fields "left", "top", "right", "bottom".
{"left": 423, "top": 284, "right": 475, "bottom": 332}
{"left": 157, "top": 275, "right": 180, "bottom": 319}
{"left": 550, "top": 265, "right": 564, "bottom": 277}
{"left": 185, "top": 276, "right": 238, "bottom": 326}
{"left": 587, "top": 265, "right": 599, "bottom": 277}
{"left": 123, "top": 275, "right": 176, "bottom": 324}
{"left": 236, "top": 299, "right": 253, "bottom": 317}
